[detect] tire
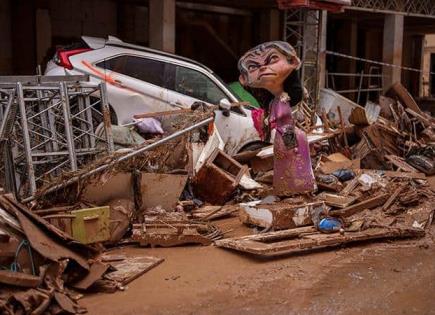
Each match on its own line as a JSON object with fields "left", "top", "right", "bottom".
{"left": 238, "top": 141, "right": 269, "bottom": 153}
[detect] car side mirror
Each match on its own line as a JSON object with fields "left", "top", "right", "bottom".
{"left": 219, "top": 98, "right": 231, "bottom": 117}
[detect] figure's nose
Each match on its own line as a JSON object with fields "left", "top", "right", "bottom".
{"left": 259, "top": 64, "right": 268, "bottom": 72}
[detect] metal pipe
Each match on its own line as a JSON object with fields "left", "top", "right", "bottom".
{"left": 22, "top": 116, "right": 214, "bottom": 203}
{"left": 59, "top": 82, "right": 78, "bottom": 171}
{"left": 17, "top": 83, "right": 37, "bottom": 195}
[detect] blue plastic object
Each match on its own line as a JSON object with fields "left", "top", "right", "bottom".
{"left": 318, "top": 217, "right": 342, "bottom": 233}
{"left": 332, "top": 169, "right": 355, "bottom": 182}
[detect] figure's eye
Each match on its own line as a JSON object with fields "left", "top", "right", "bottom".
{"left": 270, "top": 54, "right": 279, "bottom": 62}
{"left": 247, "top": 64, "right": 259, "bottom": 71}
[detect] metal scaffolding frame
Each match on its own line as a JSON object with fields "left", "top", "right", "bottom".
{"left": 349, "top": 0, "right": 435, "bottom": 18}
{"left": 284, "top": 8, "right": 324, "bottom": 108}
{"left": 0, "top": 76, "right": 114, "bottom": 199}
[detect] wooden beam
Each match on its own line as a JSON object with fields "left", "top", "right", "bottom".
{"left": 331, "top": 193, "right": 389, "bottom": 217}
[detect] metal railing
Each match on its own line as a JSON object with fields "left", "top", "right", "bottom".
{"left": 326, "top": 68, "right": 384, "bottom": 104}
{"left": 349, "top": 0, "right": 435, "bottom": 18}
{"left": 0, "top": 75, "right": 114, "bottom": 199}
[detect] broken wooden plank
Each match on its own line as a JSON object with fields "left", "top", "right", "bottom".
{"left": 104, "top": 255, "right": 164, "bottom": 286}
{"left": 72, "top": 261, "right": 110, "bottom": 290}
{"left": 317, "top": 193, "right": 357, "bottom": 208}
{"left": 385, "top": 155, "right": 418, "bottom": 172}
{"left": 330, "top": 193, "right": 389, "bottom": 218}
{"left": 388, "top": 82, "right": 423, "bottom": 115}
{"left": 404, "top": 108, "right": 433, "bottom": 126}
{"left": 361, "top": 170, "right": 426, "bottom": 180}
{"left": 191, "top": 205, "right": 238, "bottom": 221}
{"left": 391, "top": 172, "right": 426, "bottom": 180}
{"left": 194, "top": 149, "right": 247, "bottom": 204}
{"left": 239, "top": 202, "right": 324, "bottom": 230}
{"left": 0, "top": 270, "right": 42, "bottom": 288}
{"left": 215, "top": 226, "right": 423, "bottom": 257}
{"left": 382, "top": 186, "right": 405, "bottom": 211}
{"left": 340, "top": 174, "right": 360, "bottom": 196}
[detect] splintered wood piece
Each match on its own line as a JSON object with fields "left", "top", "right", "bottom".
{"left": 389, "top": 82, "right": 423, "bottom": 115}
{"left": 404, "top": 108, "right": 433, "bottom": 126}
{"left": 104, "top": 255, "right": 164, "bottom": 285}
{"left": 215, "top": 226, "right": 423, "bottom": 257}
{"left": 385, "top": 155, "right": 418, "bottom": 172}
{"left": 318, "top": 193, "right": 357, "bottom": 208}
{"left": 331, "top": 193, "right": 389, "bottom": 218}
{"left": 340, "top": 175, "right": 360, "bottom": 196}
{"left": 383, "top": 186, "right": 405, "bottom": 211}
{"left": 391, "top": 171, "right": 427, "bottom": 179}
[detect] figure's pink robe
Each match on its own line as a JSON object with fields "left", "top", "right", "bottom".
{"left": 269, "top": 97, "right": 316, "bottom": 195}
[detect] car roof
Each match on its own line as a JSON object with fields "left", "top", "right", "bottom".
{"left": 82, "top": 35, "right": 214, "bottom": 73}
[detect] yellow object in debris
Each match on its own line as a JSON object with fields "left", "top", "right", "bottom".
{"left": 71, "top": 206, "right": 110, "bottom": 244}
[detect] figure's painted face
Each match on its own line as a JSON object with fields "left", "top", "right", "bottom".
{"left": 239, "top": 46, "right": 299, "bottom": 93}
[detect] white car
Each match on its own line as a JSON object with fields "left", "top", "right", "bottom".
{"left": 45, "top": 35, "right": 262, "bottom": 155}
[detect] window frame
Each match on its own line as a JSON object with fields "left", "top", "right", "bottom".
{"left": 93, "top": 52, "right": 247, "bottom": 116}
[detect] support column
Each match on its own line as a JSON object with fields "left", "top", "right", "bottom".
{"left": 260, "top": 9, "right": 280, "bottom": 42}
{"left": 383, "top": 14, "right": 403, "bottom": 91}
{"left": 36, "top": 9, "right": 52, "bottom": 68}
{"left": 149, "top": 0, "right": 175, "bottom": 53}
{"left": 349, "top": 20, "right": 358, "bottom": 92}
{"left": 319, "top": 10, "right": 328, "bottom": 90}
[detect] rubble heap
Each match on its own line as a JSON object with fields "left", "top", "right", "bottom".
{"left": 0, "top": 78, "right": 434, "bottom": 313}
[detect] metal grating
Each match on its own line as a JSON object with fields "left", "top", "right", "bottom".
{"left": 349, "top": 0, "right": 435, "bottom": 18}
{"left": 284, "top": 8, "right": 323, "bottom": 107}
{"left": 0, "top": 76, "right": 114, "bottom": 199}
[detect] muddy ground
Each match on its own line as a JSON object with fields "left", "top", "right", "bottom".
{"left": 82, "top": 216, "right": 435, "bottom": 315}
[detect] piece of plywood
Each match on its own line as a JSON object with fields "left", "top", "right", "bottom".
{"left": 215, "top": 226, "right": 423, "bottom": 257}
{"left": 82, "top": 172, "right": 187, "bottom": 210}
{"left": 104, "top": 255, "right": 164, "bottom": 285}
{"left": 140, "top": 173, "right": 188, "bottom": 209}
{"left": 82, "top": 172, "right": 133, "bottom": 205}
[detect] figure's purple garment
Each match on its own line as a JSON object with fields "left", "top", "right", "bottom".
{"left": 269, "top": 97, "right": 316, "bottom": 195}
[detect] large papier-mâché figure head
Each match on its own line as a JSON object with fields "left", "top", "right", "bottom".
{"left": 238, "top": 41, "right": 301, "bottom": 97}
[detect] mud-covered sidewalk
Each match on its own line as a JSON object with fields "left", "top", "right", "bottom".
{"left": 82, "top": 218, "right": 435, "bottom": 315}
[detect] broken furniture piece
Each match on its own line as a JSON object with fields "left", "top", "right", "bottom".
{"left": 194, "top": 149, "right": 248, "bottom": 204}
{"left": 215, "top": 226, "right": 424, "bottom": 258}
{"left": 103, "top": 255, "right": 164, "bottom": 286}
{"left": 239, "top": 201, "right": 325, "bottom": 230}
{"left": 131, "top": 220, "right": 223, "bottom": 247}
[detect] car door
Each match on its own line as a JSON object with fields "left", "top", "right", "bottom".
{"left": 95, "top": 54, "right": 170, "bottom": 124}
{"left": 164, "top": 63, "right": 260, "bottom": 154}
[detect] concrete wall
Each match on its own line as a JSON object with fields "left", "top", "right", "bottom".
{"left": 421, "top": 34, "right": 435, "bottom": 97}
